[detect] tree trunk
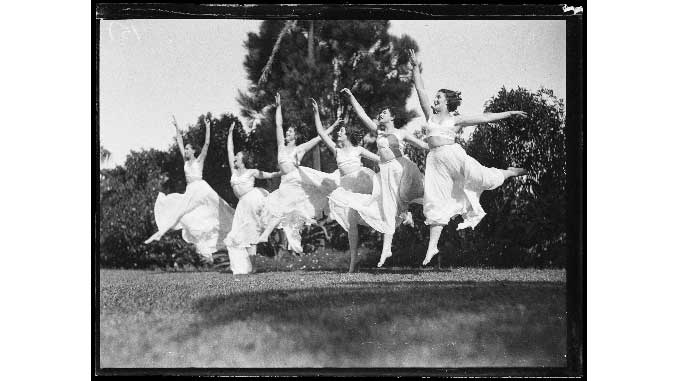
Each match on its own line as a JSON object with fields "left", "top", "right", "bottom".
{"left": 307, "top": 20, "right": 322, "bottom": 172}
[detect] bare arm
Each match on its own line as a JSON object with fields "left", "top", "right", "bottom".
{"left": 275, "top": 92, "right": 284, "bottom": 147}
{"left": 401, "top": 130, "right": 429, "bottom": 151}
{"left": 311, "top": 98, "right": 337, "bottom": 156}
{"left": 408, "top": 49, "right": 431, "bottom": 121}
{"left": 171, "top": 115, "right": 186, "bottom": 160}
{"left": 252, "top": 169, "right": 282, "bottom": 179}
{"left": 455, "top": 111, "right": 527, "bottom": 127}
{"left": 340, "top": 88, "right": 378, "bottom": 132}
{"left": 226, "top": 122, "right": 236, "bottom": 173}
{"left": 296, "top": 117, "right": 342, "bottom": 157}
{"left": 197, "top": 117, "right": 211, "bottom": 162}
{"left": 358, "top": 146, "right": 380, "bottom": 163}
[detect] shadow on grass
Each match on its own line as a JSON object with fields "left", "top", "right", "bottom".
{"left": 179, "top": 280, "right": 566, "bottom": 366}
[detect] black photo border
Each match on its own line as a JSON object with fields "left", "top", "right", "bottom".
{"left": 94, "top": 2, "right": 585, "bottom": 378}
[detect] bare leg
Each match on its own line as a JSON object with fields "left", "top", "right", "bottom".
{"left": 500, "top": 167, "right": 527, "bottom": 180}
{"left": 423, "top": 225, "right": 443, "bottom": 265}
{"left": 378, "top": 233, "right": 394, "bottom": 267}
{"left": 256, "top": 217, "right": 282, "bottom": 244}
{"left": 348, "top": 221, "right": 359, "bottom": 273}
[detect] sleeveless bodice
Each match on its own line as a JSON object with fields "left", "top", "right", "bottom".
{"left": 230, "top": 170, "right": 255, "bottom": 198}
{"left": 425, "top": 116, "right": 458, "bottom": 140}
{"left": 184, "top": 160, "right": 204, "bottom": 183}
{"left": 376, "top": 133, "right": 403, "bottom": 160}
{"left": 277, "top": 146, "right": 300, "bottom": 167}
{"left": 336, "top": 147, "right": 363, "bottom": 175}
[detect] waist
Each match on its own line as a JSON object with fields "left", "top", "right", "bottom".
{"left": 232, "top": 184, "right": 254, "bottom": 198}
{"left": 338, "top": 163, "right": 362, "bottom": 176}
{"left": 186, "top": 176, "right": 203, "bottom": 184}
{"left": 425, "top": 136, "right": 457, "bottom": 148}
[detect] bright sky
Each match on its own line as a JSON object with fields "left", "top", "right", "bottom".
{"left": 99, "top": 19, "right": 565, "bottom": 167}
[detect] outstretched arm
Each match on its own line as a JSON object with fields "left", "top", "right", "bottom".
{"left": 252, "top": 169, "right": 282, "bottom": 179}
{"left": 171, "top": 115, "right": 186, "bottom": 160}
{"left": 401, "top": 130, "right": 429, "bottom": 151}
{"left": 197, "top": 117, "right": 211, "bottom": 162}
{"left": 275, "top": 92, "right": 284, "bottom": 147}
{"left": 311, "top": 98, "right": 337, "bottom": 156}
{"left": 455, "top": 111, "right": 527, "bottom": 127}
{"left": 226, "top": 122, "right": 236, "bottom": 173}
{"left": 296, "top": 116, "right": 342, "bottom": 157}
{"left": 358, "top": 146, "right": 380, "bottom": 163}
{"left": 340, "top": 88, "right": 378, "bottom": 132}
{"left": 408, "top": 49, "right": 431, "bottom": 121}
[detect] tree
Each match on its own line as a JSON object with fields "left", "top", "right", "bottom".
{"left": 238, "top": 20, "right": 421, "bottom": 173}
{"left": 454, "top": 86, "right": 567, "bottom": 267}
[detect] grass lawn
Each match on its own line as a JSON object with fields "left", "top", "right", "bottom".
{"left": 99, "top": 264, "right": 566, "bottom": 368}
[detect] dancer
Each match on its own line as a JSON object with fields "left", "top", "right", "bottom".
{"left": 332, "top": 88, "right": 428, "bottom": 267}
{"left": 224, "top": 122, "right": 281, "bottom": 274}
{"left": 256, "top": 92, "right": 341, "bottom": 254}
{"left": 311, "top": 98, "right": 379, "bottom": 272}
{"left": 145, "top": 116, "right": 235, "bottom": 262}
{"left": 407, "top": 49, "right": 528, "bottom": 266}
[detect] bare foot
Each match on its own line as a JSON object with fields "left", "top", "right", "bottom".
{"left": 422, "top": 248, "right": 439, "bottom": 266}
{"left": 144, "top": 232, "right": 161, "bottom": 244}
{"left": 377, "top": 251, "right": 392, "bottom": 268}
{"left": 255, "top": 233, "right": 269, "bottom": 244}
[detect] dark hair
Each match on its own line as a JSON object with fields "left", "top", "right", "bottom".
{"left": 238, "top": 150, "right": 256, "bottom": 168}
{"left": 185, "top": 143, "right": 202, "bottom": 157}
{"left": 343, "top": 124, "right": 365, "bottom": 146}
{"left": 437, "top": 89, "right": 462, "bottom": 112}
{"left": 379, "top": 105, "right": 406, "bottom": 129}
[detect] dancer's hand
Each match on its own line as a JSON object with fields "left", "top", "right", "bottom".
{"left": 310, "top": 98, "right": 319, "bottom": 113}
{"left": 408, "top": 49, "right": 420, "bottom": 67}
{"left": 511, "top": 111, "right": 528, "bottom": 119}
{"left": 275, "top": 92, "right": 281, "bottom": 107}
{"left": 339, "top": 88, "right": 353, "bottom": 99}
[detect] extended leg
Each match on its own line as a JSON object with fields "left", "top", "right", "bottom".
{"left": 423, "top": 225, "right": 444, "bottom": 265}
{"left": 256, "top": 217, "right": 282, "bottom": 244}
{"left": 348, "top": 220, "right": 359, "bottom": 273}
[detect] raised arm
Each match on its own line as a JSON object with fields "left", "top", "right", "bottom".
{"left": 197, "top": 117, "right": 211, "bottom": 162}
{"left": 455, "top": 111, "right": 527, "bottom": 127}
{"left": 296, "top": 115, "right": 342, "bottom": 157}
{"left": 226, "top": 122, "right": 236, "bottom": 173}
{"left": 311, "top": 98, "right": 337, "bottom": 156}
{"left": 171, "top": 115, "right": 186, "bottom": 160}
{"left": 358, "top": 146, "right": 380, "bottom": 163}
{"left": 408, "top": 49, "right": 431, "bottom": 121}
{"left": 401, "top": 129, "right": 429, "bottom": 151}
{"left": 340, "top": 88, "right": 378, "bottom": 132}
{"left": 275, "top": 92, "right": 284, "bottom": 147}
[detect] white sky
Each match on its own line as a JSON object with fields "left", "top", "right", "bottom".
{"left": 99, "top": 19, "right": 565, "bottom": 167}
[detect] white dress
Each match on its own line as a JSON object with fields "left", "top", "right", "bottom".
{"left": 326, "top": 147, "right": 376, "bottom": 232}
{"left": 261, "top": 146, "right": 339, "bottom": 253}
{"left": 224, "top": 170, "right": 270, "bottom": 274}
{"left": 423, "top": 116, "right": 505, "bottom": 229}
{"left": 328, "top": 132, "right": 424, "bottom": 234}
{"left": 147, "top": 159, "right": 235, "bottom": 260}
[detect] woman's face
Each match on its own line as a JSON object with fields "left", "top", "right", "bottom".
{"left": 234, "top": 152, "right": 245, "bottom": 169}
{"left": 376, "top": 108, "right": 394, "bottom": 125}
{"left": 184, "top": 144, "right": 196, "bottom": 159}
{"left": 432, "top": 92, "right": 447, "bottom": 113}
{"left": 285, "top": 127, "right": 297, "bottom": 144}
{"left": 337, "top": 126, "right": 348, "bottom": 143}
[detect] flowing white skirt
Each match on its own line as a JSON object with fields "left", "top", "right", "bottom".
{"left": 424, "top": 144, "right": 505, "bottom": 229}
{"left": 225, "top": 188, "right": 269, "bottom": 250}
{"left": 328, "top": 156, "right": 424, "bottom": 234}
{"left": 150, "top": 180, "right": 235, "bottom": 259}
{"left": 327, "top": 167, "right": 376, "bottom": 232}
{"left": 261, "top": 166, "right": 339, "bottom": 253}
